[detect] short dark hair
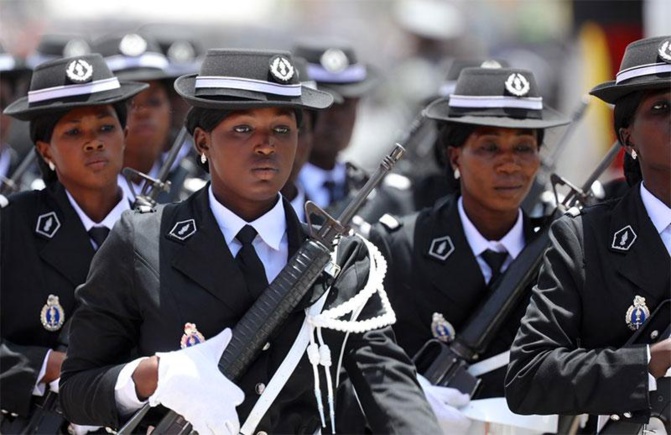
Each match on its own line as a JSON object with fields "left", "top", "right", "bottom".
{"left": 613, "top": 91, "right": 644, "bottom": 187}
{"left": 29, "top": 102, "right": 128, "bottom": 184}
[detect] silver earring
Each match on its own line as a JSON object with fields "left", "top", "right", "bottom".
{"left": 48, "top": 161, "right": 56, "bottom": 171}
{"left": 200, "top": 153, "right": 207, "bottom": 164}
{"left": 453, "top": 168, "right": 460, "bottom": 179}
{"left": 631, "top": 150, "right": 637, "bottom": 160}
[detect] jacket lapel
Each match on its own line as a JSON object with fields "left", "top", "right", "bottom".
{"left": 608, "top": 186, "right": 671, "bottom": 307}
{"left": 38, "top": 183, "right": 95, "bottom": 286}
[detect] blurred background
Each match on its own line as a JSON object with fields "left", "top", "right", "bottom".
{"left": 1, "top": 0, "right": 669, "bottom": 187}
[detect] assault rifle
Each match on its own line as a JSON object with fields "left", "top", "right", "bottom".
{"left": 413, "top": 141, "right": 621, "bottom": 396}
{"left": 122, "top": 127, "right": 189, "bottom": 210}
{"left": 117, "top": 144, "right": 406, "bottom": 435}
{"left": 0, "top": 150, "right": 37, "bottom": 196}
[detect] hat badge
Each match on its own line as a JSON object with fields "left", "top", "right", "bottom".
{"left": 269, "top": 55, "right": 295, "bottom": 83}
{"left": 65, "top": 59, "right": 94, "bottom": 83}
{"left": 167, "top": 41, "right": 196, "bottom": 63}
{"left": 63, "top": 38, "right": 90, "bottom": 58}
{"left": 505, "top": 73, "right": 530, "bottom": 97}
{"left": 320, "top": 48, "right": 349, "bottom": 73}
{"left": 119, "top": 33, "right": 147, "bottom": 57}
{"left": 658, "top": 39, "right": 671, "bottom": 63}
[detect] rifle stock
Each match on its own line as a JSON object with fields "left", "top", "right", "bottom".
{"left": 118, "top": 144, "right": 405, "bottom": 435}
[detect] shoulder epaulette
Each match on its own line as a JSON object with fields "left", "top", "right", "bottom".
{"left": 378, "top": 213, "right": 402, "bottom": 232}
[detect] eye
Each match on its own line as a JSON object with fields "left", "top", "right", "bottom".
{"left": 651, "top": 100, "right": 670, "bottom": 111}
{"left": 480, "top": 142, "right": 498, "bottom": 153}
{"left": 274, "top": 125, "right": 291, "bottom": 134}
{"left": 100, "top": 124, "right": 117, "bottom": 133}
{"left": 515, "top": 142, "right": 537, "bottom": 153}
{"left": 233, "top": 125, "right": 252, "bottom": 134}
{"left": 65, "top": 128, "right": 80, "bottom": 136}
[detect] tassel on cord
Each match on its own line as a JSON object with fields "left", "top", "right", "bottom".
{"left": 305, "top": 236, "right": 395, "bottom": 433}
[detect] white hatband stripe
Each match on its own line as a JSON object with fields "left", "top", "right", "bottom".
{"left": 449, "top": 95, "right": 543, "bottom": 110}
{"left": 195, "top": 76, "right": 302, "bottom": 97}
{"left": 28, "top": 77, "right": 121, "bottom": 103}
{"left": 307, "top": 63, "right": 366, "bottom": 83}
{"left": 616, "top": 62, "right": 671, "bottom": 84}
{"left": 105, "top": 53, "right": 169, "bottom": 72}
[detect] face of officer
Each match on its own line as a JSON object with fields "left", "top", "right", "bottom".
{"left": 448, "top": 126, "right": 540, "bottom": 227}
{"left": 125, "top": 80, "right": 172, "bottom": 174}
{"left": 194, "top": 107, "right": 298, "bottom": 221}
{"left": 309, "top": 97, "right": 359, "bottom": 168}
{"left": 619, "top": 89, "right": 671, "bottom": 207}
{"left": 36, "top": 105, "right": 125, "bottom": 195}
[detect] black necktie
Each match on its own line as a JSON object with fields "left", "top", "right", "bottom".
{"left": 234, "top": 225, "right": 268, "bottom": 299}
{"left": 88, "top": 226, "right": 110, "bottom": 250}
{"left": 481, "top": 249, "right": 508, "bottom": 284}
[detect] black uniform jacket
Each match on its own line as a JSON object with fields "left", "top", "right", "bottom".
{"left": 1, "top": 182, "right": 95, "bottom": 417}
{"left": 505, "top": 184, "right": 670, "bottom": 418}
{"left": 368, "top": 194, "right": 539, "bottom": 399}
{"left": 59, "top": 186, "right": 439, "bottom": 434}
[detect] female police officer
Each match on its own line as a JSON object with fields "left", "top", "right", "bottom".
{"left": 505, "top": 35, "right": 671, "bottom": 431}
{"left": 0, "top": 53, "right": 146, "bottom": 432}
{"left": 59, "top": 48, "right": 439, "bottom": 435}
{"left": 368, "top": 65, "right": 569, "bottom": 431}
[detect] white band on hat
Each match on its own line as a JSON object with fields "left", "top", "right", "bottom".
{"left": 195, "top": 76, "right": 302, "bottom": 97}
{"left": 307, "top": 63, "right": 366, "bottom": 83}
{"left": 616, "top": 62, "right": 671, "bottom": 84}
{"left": 105, "top": 53, "right": 169, "bottom": 72}
{"left": 438, "top": 81, "right": 457, "bottom": 97}
{"left": 27, "top": 77, "right": 121, "bottom": 103}
{"left": 448, "top": 95, "right": 543, "bottom": 110}
{"left": 301, "top": 80, "right": 318, "bottom": 90}
{"left": 0, "top": 55, "right": 16, "bottom": 72}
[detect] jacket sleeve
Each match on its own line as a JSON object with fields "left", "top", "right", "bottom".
{"left": 504, "top": 216, "right": 650, "bottom": 416}
{"left": 337, "top": 236, "right": 441, "bottom": 434}
{"left": 0, "top": 340, "right": 49, "bottom": 417}
{"left": 59, "top": 212, "right": 147, "bottom": 428}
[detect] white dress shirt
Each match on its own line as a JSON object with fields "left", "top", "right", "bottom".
{"left": 298, "top": 161, "right": 347, "bottom": 208}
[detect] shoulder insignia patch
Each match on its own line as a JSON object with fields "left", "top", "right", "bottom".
{"left": 168, "top": 219, "right": 197, "bottom": 242}
{"left": 378, "top": 213, "right": 401, "bottom": 232}
{"left": 428, "top": 235, "right": 455, "bottom": 262}
{"left": 35, "top": 211, "right": 61, "bottom": 239}
{"left": 610, "top": 225, "right": 637, "bottom": 252}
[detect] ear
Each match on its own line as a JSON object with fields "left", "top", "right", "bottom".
{"left": 35, "top": 140, "right": 52, "bottom": 164}
{"left": 618, "top": 127, "right": 636, "bottom": 156}
{"left": 192, "top": 127, "right": 209, "bottom": 157}
{"left": 446, "top": 146, "right": 460, "bottom": 172}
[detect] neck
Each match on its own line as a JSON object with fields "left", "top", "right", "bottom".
{"left": 281, "top": 181, "right": 298, "bottom": 201}
{"left": 462, "top": 198, "right": 518, "bottom": 241}
{"left": 643, "top": 173, "right": 671, "bottom": 208}
{"left": 308, "top": 153, "right": 337, "bottom": 171}
{"left": 66, "top": 183, "right": 122, "bottom": 223}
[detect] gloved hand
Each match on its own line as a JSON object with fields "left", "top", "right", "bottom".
{"left": 149, "top": 328, "right": 245, "bottom": 435}
{"left": 417, "top": 374, "right": 472, "bottom": 434}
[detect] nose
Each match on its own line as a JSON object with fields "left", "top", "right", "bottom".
{"left": 497, "top": 151, "right": 522, "bottom": 174}
{"left": 255, "top": 131, "right": 275, "bottom": 155}
{"left": 84, "top": 134, "right": 105, "bottom": 152}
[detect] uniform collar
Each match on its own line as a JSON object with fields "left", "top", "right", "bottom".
{"left": 640, "top": 182, "right": 671, "bottom": 235}
{"left": 207, "top": 186, "right": 286, "bottom": 251}
{"left": 65, "top": 186, "right": 130, "bottom": 232}
{"left": 457, "top": 196, "right": 525, "bottom": 259}
{"left": 298, "top": 161, "right": 347, "bottom": 206}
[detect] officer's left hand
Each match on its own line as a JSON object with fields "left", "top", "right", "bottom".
{"left": 418, "top": 374, "right": 472, "bottom": 434}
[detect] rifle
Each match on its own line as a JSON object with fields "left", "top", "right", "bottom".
{"left": 521, "top": 96, "right": 590, "bottom": 215}
{"left": 117, "top": 143, "right": 406, "bottom": 435}
{"left": 0, "top": 150, "right": 37, "bottom": 196}
{"left": 413, "top": 141, "right": 621, "bottom": 396}
{"left": 122, "top": 127, "right": 189, "bottom": 210}
{"left": 599, "top": 300, "right": 670, "bottom": 435}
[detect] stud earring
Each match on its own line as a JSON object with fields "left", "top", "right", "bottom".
{"left": 48, "top": 161, "right": 56, "bottom": 171}
{"left": 200, "top": 153, "right": 207, "bottom": 164}
{"left": 453, "top": 168, "right": 460, "bottom": 179}
{"left": 630, "top": 150, "right": 637, "bottom": 160}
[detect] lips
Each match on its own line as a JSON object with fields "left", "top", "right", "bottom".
{"left": 85, "top": 157, "right": 109, "bottom": 170}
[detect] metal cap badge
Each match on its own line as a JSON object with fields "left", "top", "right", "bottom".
{"left": 65, "top": 59, "right": 94, "bottom": 84}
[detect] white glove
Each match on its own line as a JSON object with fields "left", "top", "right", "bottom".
{"left": 67, "top": 424, "right": 102, "bottom": 435}
{"left": 417, "top": 374, "right": 472, "bottom": 434}
{"left": 149, "top": 328, "right": 245, "bottom": 435}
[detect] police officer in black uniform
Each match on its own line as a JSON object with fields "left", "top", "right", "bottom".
{"left": 368, "top": 66, "right": 569, "bottom": 430}
{"left": 505, "top": 35, "right": 671, "bottom": 432}
{"left": 59, "top": 48, "right": 439, "bottom": 435}
{"left": 0, "top": 54, "right": 146, "bottom": 433}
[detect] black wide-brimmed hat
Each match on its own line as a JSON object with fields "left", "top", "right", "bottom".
{"left": 174, "top": 49, "right": 334, "bottom": 110}
{"left": 590, "top": 35, "right": 671, "bottom": 104}
{"left": 25, "top": 34, "right": 91, "bottom": 70}
{"left": 292, "top": 39, "right": 380, "bottom": 99}
{"left": 438, "top": 58, "right": 508, "bottom": 97}
{"left": 0, "top": 43, "right": 29, "bottom": 79}
{"left": 4, "top": 53, "right": 148, "bottom": 121}
{"left": 425, "top": 67, "right": 569, "bottom": 129}
{"left": 93, "top": 33, "right": 173, "bottom": 82}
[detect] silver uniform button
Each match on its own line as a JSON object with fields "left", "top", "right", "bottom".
{"left": 257, "top": 431, "right": 268, "bottom": 435}
{"left": 255, "top": 383, "right": 266, "bottom": 395}
{"left": 262, "top": 342, "right": 271, "bottom": 351}
{"left": 610, "top": 414, "right": 620, "bottom": 421}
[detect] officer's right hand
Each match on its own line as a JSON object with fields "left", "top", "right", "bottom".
{"left": 417, "top": 374, "right": 472, "bottom": 434}
{"left": 649, "top": 337, "right": 671, "bottom": 379}
{"left": 149, "top": 328, "right": 245, "bottom": 435}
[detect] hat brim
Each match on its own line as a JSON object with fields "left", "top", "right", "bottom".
{"left": 316, "top": 65, "right": 381, "bottom": 100}
{"left": 174, "top": 74, "right": 334, "bottom": 110}
{"left": 589, "top": 76, "right": 671, "bottom": 104}
{"left": 424, "top": 97, "right": 570, "bottom": 129}
{"left": 4, "top": 81, "right": 148, "bottom": 121}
